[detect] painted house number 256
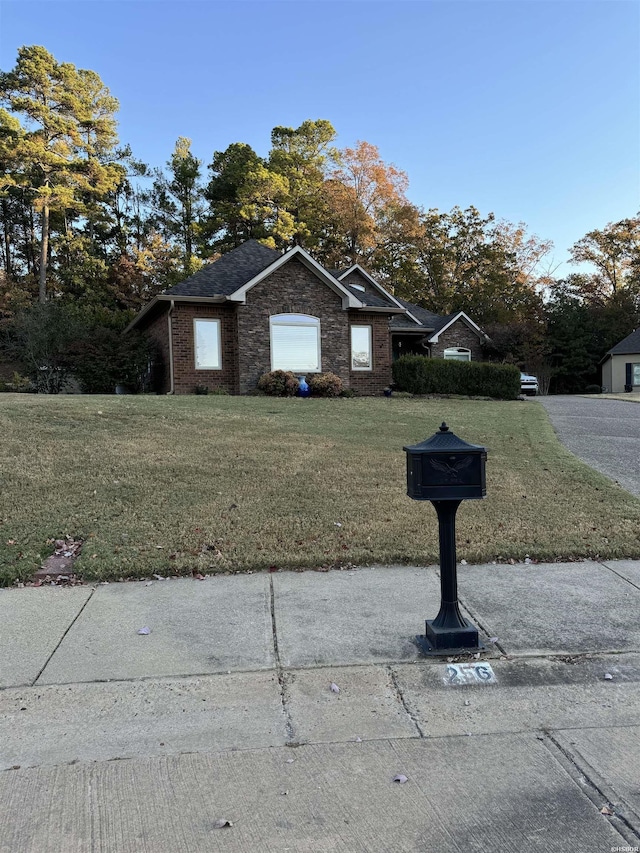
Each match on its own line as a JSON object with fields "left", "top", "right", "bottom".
{"left": 444, "top": 663, "right": 496, "bottom": 685}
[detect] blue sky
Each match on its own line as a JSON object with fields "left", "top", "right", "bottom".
{"left": 1, "top": 0, "right": 638, "bottom": 273}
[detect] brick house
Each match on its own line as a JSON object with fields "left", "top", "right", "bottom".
{"left": 127, "top": 240, "right": 487, "bottom": 395}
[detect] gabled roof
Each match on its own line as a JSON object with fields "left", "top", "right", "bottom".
{"left": 390, "top": 297, "right": 444, "bottom": 331}
{"left": 127, "top": 241, "right": 484, "bottom": 334}
{"left": 227, "top": 245, "right": 363, "bottom": 308}
{"left": 127, "top": 241, "right": 365, "bottom": 331}
{"left": 389, "top": 299, "right": 488, "bottom": 342}
{"left": 337, "top": 264, "right": 421, "bottom": 322}
{"left": 428, "top": 311, "right": 487, "bottom": 342}
{"left": 604, "top": 328, "right": 640, "bottom": 357}
{"left": 165, "top": 240, "right": 281, "bottom": 297}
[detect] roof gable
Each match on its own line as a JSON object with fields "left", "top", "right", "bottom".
{"left": 338, "top": 264, "right": 422, "bottom": 321}
{"left": 227, "top": 245, "right": 363, "bottom": 309}
{"left": 427, "top": 311, "right": 486, "bottom": 342}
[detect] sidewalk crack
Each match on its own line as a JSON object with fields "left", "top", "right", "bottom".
{"left": 388, "top": 665, "right": 425, "bottom": 738}
{"left": 542, "top": 731, "right": 640, "bottom": 844}
{"left": 598, "top": 560, "right": 640, "bottom": 592}
{"left": 458, "top": 598, "right": 508, "bottom": 656}
{"left": 269, "top": 574, "right": 295, "bottom": 743}
{"left": 32, "top": 586, "right": 97, "bottom": 686}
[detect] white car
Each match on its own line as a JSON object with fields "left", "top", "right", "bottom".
{"left": 520, "top": 372, "right": 539, "bottom": 396}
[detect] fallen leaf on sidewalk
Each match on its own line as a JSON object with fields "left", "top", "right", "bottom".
{"left": 330, "top": 682, "right": 340, "bottom": 693}
{"left": 213, "top": 819, "right": 233, "bottom": 829}
{"left": 600, "top": 806, "right": 614, "bottom": 815}
{"left": 393, "top": 774, "right": 408, "bottom": 784}
{"left": 137, "top": 626, "right": 151, "bottom": 635}
{"left": 603, "top": 673, "right": 613, "bottom": 680}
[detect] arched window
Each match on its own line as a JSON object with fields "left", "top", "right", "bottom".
{"left": 270, "top": 314, "right": 321, "bottom": 372}
{"left": 443, "top": 347, "right": 471, "bottom": 362}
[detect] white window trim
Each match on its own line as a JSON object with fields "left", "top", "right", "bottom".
{"left": 269, "top": 314, "right": 321, "bottom": 373}
{"left": 194, "top": 318, "right": 222, "bottom": 370}
{"left": 351, "top": 324, "right": 373, "bottom": 371}
{"left": 443, "top": 347, "right": 471, "bottom": 361}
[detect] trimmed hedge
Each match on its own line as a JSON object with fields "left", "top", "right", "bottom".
{"left": 392, "top": 355, "right": 520, "bottom": 400}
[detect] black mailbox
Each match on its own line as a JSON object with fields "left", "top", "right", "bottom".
{"left": 404, "top": 422, "right": 486, "bottom": 501}
{"left": 404, "top": 421, "right": 488, "bottom": 655}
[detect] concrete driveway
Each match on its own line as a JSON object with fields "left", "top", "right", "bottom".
{"left": 537, "top": 395, "right": 640, "bottom": 498}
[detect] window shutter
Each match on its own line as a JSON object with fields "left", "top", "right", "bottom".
{"left": 626, "top": 362, "right": 633, "bottom": 390}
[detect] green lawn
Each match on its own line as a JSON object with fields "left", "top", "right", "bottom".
{"left": 1, "top": 394, "right": 640, "bottom": 585}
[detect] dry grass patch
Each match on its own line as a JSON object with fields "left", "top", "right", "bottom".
{"left": 1, "top": 394, "right": 640, "bottom": 585}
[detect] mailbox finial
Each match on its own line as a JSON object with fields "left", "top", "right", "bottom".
{"left": 439, "top": 422, "right": 449, "bottom": 432}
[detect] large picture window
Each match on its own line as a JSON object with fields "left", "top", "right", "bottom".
{"left": 270, "top": 314, "right": 321, "bottom": 372}
{"left": 194, "top": 319, "right": 221, "bottom": 369}
{"left": 351, "top": 325, "right": 372, "bottom": 370}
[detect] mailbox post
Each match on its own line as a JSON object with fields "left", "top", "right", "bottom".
{"left": 403, "top": 422, "right": 487, "bottom": 654}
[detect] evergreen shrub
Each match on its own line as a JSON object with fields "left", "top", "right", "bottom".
{"left": 392, "top": 355, "right": 520, "bottom": 400}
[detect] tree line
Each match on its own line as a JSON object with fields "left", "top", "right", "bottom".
{"left": 1, "top": 45, "right": 639, "bottom": 393}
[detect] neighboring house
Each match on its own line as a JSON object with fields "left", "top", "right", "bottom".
{"left": 600, "top": 329, "right": 640, "bottom": 392}
{"left": 127, "top": 239, "right": 487, "bottom": 395}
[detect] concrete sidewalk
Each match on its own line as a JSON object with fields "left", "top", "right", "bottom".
{"left": 2, "top": 560, "right": 640, "bottom": 851}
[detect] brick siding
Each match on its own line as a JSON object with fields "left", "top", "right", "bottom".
{"left": 348, "top": 312, "right": 393, "bottom": 395}
{"left": 236, "top": 257, "right": 353, "bottom": 394}
{"left": 430, "top": 319, "right": 483, "bottom": 361}
{"left": 171, "top": 303, "right": 238, "bottom": 395}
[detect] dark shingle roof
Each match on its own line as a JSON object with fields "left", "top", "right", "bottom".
{"left": 344, "top": 284, "right": 395, "bottom": 308}
{"left": 165, "top": 240, "right": 282, "bottom": 297}
{"left": 389, "top": 297, "right": 445, "bottom": 330}
{"left": 607, "top": 328, "right": 640, "bottom": 355}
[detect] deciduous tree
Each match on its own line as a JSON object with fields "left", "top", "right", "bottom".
{"left": 569, "top": 216, "right": 640, "bottom": 299}
{"left": 327, "top": 140, "right": 408, "bottom": 262}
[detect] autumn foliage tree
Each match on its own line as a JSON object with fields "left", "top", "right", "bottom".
{"left": 325, "top": 141, "right": 409, "bottom": 263}
{"left": 568, "top": 216, "right": 640, "bottom": 301}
